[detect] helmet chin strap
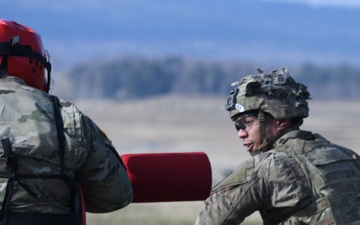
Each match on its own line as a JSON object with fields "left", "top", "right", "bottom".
{"left": 231, "top": 110, "right": 271, "bottom": 157}
{"left": 258, "top": 111, "right": 272, "bottom": 152}
{"left": 251, "top": 111, "right": 301, "bottom": 157}
{"left": 250, "top": 110, "right": 276, "bottom": 156}
{"left": 250, "top": 111, "right": 273, "bottom": 156}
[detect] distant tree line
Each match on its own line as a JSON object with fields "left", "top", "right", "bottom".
{"left": 65, "top": 56, "right": 360, "bottom": 100}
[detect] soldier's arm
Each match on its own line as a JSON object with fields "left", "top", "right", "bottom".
{"left": 195, "top": 152, "right": 312, "bottom": 224}
{"left": 196, "top": 159, "right": 264, "bottom": 225}
{"left": 76, "top": 114, "right": 133, "bottom": 213}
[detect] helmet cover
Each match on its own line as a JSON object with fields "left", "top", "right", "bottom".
{"left": 226, "top": 68, "right": 310, "bottom": 120}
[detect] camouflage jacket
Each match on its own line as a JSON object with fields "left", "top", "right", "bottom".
{"left": 196, "top": 130, "right": 360, "bottom": 224}
{"left": 0, "top": 76, "right": 132, "bottom": 214}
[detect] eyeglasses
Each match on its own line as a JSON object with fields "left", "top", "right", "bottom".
{"left": 234, "top": 116, "right": 259, "bottom": 131}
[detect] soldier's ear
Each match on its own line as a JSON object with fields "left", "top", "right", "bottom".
{"left": 277, "top": 119, "right": 291, "bottom": 132}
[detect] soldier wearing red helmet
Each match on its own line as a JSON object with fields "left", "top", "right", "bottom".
{"left": 0, "top": 20, "right": 52, "bottom": 92}
{"left": 0, "top": 20, "right": 132, "bottom": 225}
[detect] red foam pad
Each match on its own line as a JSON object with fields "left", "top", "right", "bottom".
{"left": 121, "top": 152, "right": 212, "bottom": 203}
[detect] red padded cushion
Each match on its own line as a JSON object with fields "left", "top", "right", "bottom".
{"left": 121, "top": 152, "right": 212, "bottom": 203}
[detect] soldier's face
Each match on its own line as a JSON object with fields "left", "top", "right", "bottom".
{"left": 236, "top": 115, "right": 261, "bottom": 153}
{"left": 236, "top": 115, "right": 283, "bottom": 153}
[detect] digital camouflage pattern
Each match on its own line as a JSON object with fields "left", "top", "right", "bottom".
{"left": 226, "top": 68, "right": 310, "bottom": 120}
{"left": 0, "top": 75, "right": 132, "bottom": 213}
{"left": 196, "top": 130, "right": 360, "bottom": 224}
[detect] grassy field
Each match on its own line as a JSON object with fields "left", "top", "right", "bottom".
{"left": 74, "top": 95, "right": 360, "bottom": 225}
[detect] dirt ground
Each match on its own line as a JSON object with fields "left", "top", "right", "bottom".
{"left": 74, "top": 95, "right": 360, "bottom": 225}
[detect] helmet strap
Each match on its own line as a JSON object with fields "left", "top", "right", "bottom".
{"left": 257, "top": 111, "right": 274, "bottom": 153}
{"left": 258, "top": 111, "right": 266, "bottom": 144}
{"left": 255, "top": 112, "right": 301, "bottom": 155}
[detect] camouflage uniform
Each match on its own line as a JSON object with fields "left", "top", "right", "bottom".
{"left": 196, "top": 130, "right": 360, "bottom": 224}
{"left": 196, "top": 69, "right": 360, "bottom": 224}
{"left": 0, "top": 75, "right": 132, "bottom": 214}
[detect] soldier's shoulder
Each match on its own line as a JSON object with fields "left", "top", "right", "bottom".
{"left": 211, "top": 158, "right": 256, "bottom": 191}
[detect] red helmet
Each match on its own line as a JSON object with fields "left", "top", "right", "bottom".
{"left": 0, "top": 19, "right": 52, "bottom": 92}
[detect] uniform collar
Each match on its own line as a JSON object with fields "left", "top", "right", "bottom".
{"left": 0, "top": 74, "right": 27, "bottom": 85}
{"left": 274, "top": 130, "right": 314, "bottom": 147}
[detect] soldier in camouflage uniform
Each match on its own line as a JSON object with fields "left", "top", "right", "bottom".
{"left": 0, "top": 20, "right": 132, "bottom": 224}
{"left": 196, "top": 68, "right": 360, "bottom": 224}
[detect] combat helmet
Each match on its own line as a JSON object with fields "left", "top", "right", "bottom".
{"left": 225, "top": 68, "right": 311, "bottom": 153}
{"left": 0, "top": 19, "right": 52, "bottom": 92}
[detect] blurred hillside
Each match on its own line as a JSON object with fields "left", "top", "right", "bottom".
{"left": 52, "top": 56, "right": 360, "bottom": 101}
{"left": 6, "top": 0, "right": 357, "bottom": 100}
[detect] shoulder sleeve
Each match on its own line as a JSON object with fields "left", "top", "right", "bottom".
{"left": 62, "top": 103, "right": 133, "bottom": 213}
{"left": 196, "top": 158, "right": 265, "bottom": 225}
{"left": 196, "top": 151, "right": 312, "bottom": 225}
{"left": 263, "top": 151, "right": 311, "bottom": 207}
{"left": 257, "top": 150, "right": 312, "bottom": 222}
